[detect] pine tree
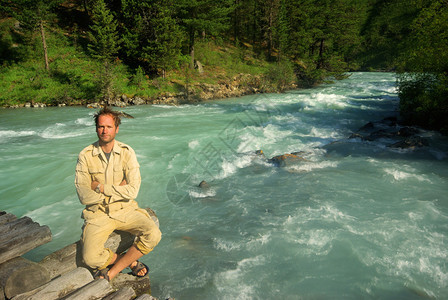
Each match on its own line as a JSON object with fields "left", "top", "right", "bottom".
{"left": 397, "top": 0, "right": 448, "bottom": 132}
{"left": 175, "top": 0, "right": 234, "bottom": 68}
{"left": 87, "top": 0, "right": 121, "bottom": 101}
{"left": 120, "top": 0, "right": 182, "bottom": 77}
{"left": 87, "top": 0, "right": 121, "bottom": 62}
{"left": 5, "top": 0, "right": 61, "bottom": 71}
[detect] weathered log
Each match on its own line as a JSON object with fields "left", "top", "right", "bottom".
{"left": 63, "top": 278, "right": 113, "bottom": 300}
{"left": 39, "top": 242, "right": 81, "bottom": 279}
{"left": 0, "top": 212, "right": 17, "bottom": 225}
{"left": 102, "top": 286, "right": 136, "bottom": 300}
{"left": 0, "top": 217, "right": 52, "bottom": 264}
{"left": 38, "top": 230, "right": 137, "bottom": 280}
{"left": 7, "top": 208, "right": 159, "bottom": 300}
{"left": 112, "top": 273, "right": 151, "bottom": 297}
{"left": 134, "top": 294, "right": 157, "bottom": 300}
{"left": 0, "top": 257, "right": 32, "bottom": 290}
{"left": 12, "top": 267, "right": 93, "bottom": 300}
{"left": 4, "top": 261, "right": 50, "bottom": 299}
{"left": 0, "top": 257, "right": 51, "bottom": 299}
{"left": 0, "top": 217, "right": 36, "bottom": 243}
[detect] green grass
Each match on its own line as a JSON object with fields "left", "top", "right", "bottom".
{"left": 0, "top": 23, "right": 285, "bottom": 107}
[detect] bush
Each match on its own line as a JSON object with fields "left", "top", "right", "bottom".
{"left": 263, "top": 59, "right": 296, "bottom": 92}
{"left": 398, "top": 72, "right": 448, "bottom": 133}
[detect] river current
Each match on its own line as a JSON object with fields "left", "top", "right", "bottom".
{"left": 1, "top": 72, "right": 447, "bottom": 299}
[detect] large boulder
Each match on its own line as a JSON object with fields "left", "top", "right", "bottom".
{"left": 389, "top": 136, "right": 429, "bottom": 149}
{"left": 268, "top": 152, "right": 307, "bottom": 167}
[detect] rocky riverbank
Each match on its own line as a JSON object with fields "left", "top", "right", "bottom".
{"left": 5, "top": 73, "right": 296, "bottom": 109}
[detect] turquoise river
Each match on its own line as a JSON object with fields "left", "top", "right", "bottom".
{"left": 1, "top": 72, "right": 448, "bottom": 299}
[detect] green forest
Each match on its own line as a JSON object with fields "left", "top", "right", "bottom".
{"left": 0, "top": 0, "right": 447, "bottom": 132}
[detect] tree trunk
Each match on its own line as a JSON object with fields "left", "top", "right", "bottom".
{"left": 233, "top": 0, "right": 240, "bottom": 44}
{"left": 83, "top": 0, "right": 89, "bottom": 13}
{"left": 318, "top": 38, "right": 325, "bottom": 69}
{"left": 189, "top": 29, "right": 195, "bottom": 69}
{"left": 40, "top": 19, "right": 49, "bottom": 71}
{"left": 267, "top": 0, "right": 274, "bottom": 60}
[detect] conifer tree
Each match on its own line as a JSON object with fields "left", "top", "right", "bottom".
{"left": 87, "top": 0, "right": 121, "bottom": 62}
{"left": 397, "top": 0, "right": 448, "bottom": 132}
{"left": 87, "top": 0, "right": 121, "bottom": 101}
{"left": 5, "top": 0, "right": 61, "bottom": 71}
{"left": 121, "top": 0, "right": 182, "bottom": 77}
{"left": 175, "top": 0, "right": 234, "bottom": 68}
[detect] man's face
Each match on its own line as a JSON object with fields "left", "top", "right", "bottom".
{"left": 96, "top": 114, "right": 119, "bottom": 144}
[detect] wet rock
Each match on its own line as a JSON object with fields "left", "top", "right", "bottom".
{"left": 382, "top": 116, "right": 398, "bottom": 126}
{"left": 198, "top": 180, "right": 210, "bottom": 189}
{"left": 366, "top": 129, "right": 397, "bottom": 141}
{"left": 108, "top": 99, "right": 127, "bottom": 107}
{"left": 268, "top": 152, "right": 307, "bottom": 167}
{"left": 32, "top": 103, "right": 46, "bottom": 108}
{"left": 389, "top": 136, "right": 429, "bottom": 149}
{"left": 255, "top": 150, "right": 264, "bottom": 157}
{"left": 398, "top": 126, "right": 420, "bottom": 137}
{"left": 348, "top": 133, "right": 365, "bottom": 140}
{"left": 87, "top": 103, "right": 101, "bottom": 109}
{"left": 195, "top": 60, "right": 204, "bottom": 74}
{"left": 359, "top": 121, "right": 375, "bottom": 131}
{"left": 131, "top": 97, "right": 146, "bottom": 105}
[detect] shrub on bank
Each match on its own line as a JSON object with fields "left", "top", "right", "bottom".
{"left": 398, "top": 73, "right": 448, "bottom": 134}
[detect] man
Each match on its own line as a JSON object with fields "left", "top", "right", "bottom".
{"left": 75, "top": 106, "right": 161, "bottom": 281}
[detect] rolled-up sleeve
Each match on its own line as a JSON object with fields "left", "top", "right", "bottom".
{"left": 75, "top": 153, "right": 104, "bottom": 206}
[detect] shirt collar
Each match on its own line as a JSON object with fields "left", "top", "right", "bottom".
{"left": 92, "top": 140, "right": 122, "bottom": 156}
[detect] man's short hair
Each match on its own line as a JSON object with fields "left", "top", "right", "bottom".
{"left": 94, "top": 106, "right": 122, "bottom": 128}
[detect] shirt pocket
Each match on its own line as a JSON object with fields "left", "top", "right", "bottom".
{"left": 113, "top": 165, "right": 125, "bottom": 184}
{"left": 88, "top": 167, "right": 105, "bottom": 183}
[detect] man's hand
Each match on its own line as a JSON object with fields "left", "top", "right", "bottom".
{"left": 91, "top": 181, "right": 103, "bottom": 193}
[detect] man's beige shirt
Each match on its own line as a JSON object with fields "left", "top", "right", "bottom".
{"left": 75, "top": 140, "right": 141, "bottom": 221}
